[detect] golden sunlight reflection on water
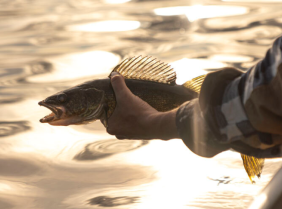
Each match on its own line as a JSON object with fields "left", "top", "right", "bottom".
{"left": 27, "top": 51, "right": 120, "bottom": 83}
{"left": 103, "top": 0, "right": 131, "bottom": 4}
{"left": 67, "top": 20, "right": 141, "bottom": 32}
{"left": 2, "top": 96, "right": 282, "bottom": 209}
{"left": 68, "top": 140, "right": 270, "bottom": 209}
{"left": 61, "top": 140, "right": 229, "bottom": 208}
{"left": 124, "top": 140, "right": 214, "bottom": 207}
{"left": 223, "top": 0, "right": 282, "bottom": 2}
{"left": 2, "top": 0, "right": 282, "bottom": 208}
{"left": 0, "top": 181, "right": 42, "bottom": 196}
{"left": 209, "top": 54, "right": 254, "bottom": 63}
{"left": 154, "top": 5, "right": 248, "bottom": 21}
{"left": 171, "top": 58, "right": 226, "bottom": 84}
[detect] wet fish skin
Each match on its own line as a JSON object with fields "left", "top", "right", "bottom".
{"left": 39, "top": 77, "right": 198, "bottom": 126}
{"left": 42, "top": 78, "right": 198, "bottom": 126}
{"left": 89, "top": 78, "right": 197, "bottom": 118}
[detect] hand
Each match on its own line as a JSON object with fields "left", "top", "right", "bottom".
{"left": 107, "top": 72, "right": 179, "bottom": 140}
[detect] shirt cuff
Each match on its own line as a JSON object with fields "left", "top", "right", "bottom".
{"left": 175, "top": 99, "right": 229, "bottom": 158}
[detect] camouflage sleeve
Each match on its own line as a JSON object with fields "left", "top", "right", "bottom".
{"left": 243, "top": 37, "right": 282, "bottom": 138}
{"left": 197, "top": 36, "right": 282, "bottom": 158}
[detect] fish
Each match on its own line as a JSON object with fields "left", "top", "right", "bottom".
{"left": 38, "top": 55, "right": 264, "bottom": 183}
{"left": 38, "top": 55, "right": 201, "bottom": 127}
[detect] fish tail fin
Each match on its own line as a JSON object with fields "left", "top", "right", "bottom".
{"left": 182, "top": 75, "right": 206, "bottom": 93}
{"left": 241, "top": 154, "right": 265, "bottom": 183}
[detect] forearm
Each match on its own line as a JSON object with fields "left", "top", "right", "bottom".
{"left": 148, "top": 108, "right": 179, "bottom": 140}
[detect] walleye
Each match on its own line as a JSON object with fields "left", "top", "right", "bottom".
{"left": 38, "top": 55, "right": 264, "bottom": 183}
{"left": 38, "top": 55, "right": 201, "bottom": 127}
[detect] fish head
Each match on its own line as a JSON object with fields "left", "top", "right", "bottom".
{"left": 39, "top": 87, "right": 105, "bottom": 126}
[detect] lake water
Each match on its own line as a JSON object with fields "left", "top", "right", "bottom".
{"left": 1, "top": 0, "right": 282, "bottom": 208}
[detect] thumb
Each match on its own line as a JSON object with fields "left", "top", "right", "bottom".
{"left": 110, "top": 72, "right": 132, "bottom": 103}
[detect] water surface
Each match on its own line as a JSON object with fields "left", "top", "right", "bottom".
{"left": 1, "top": 0, "right": 282, "bottom": 208}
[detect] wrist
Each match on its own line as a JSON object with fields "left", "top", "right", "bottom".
{"left": 147, "top": 109, "right": 179, "bottom": 140}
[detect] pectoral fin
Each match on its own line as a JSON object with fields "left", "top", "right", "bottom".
{"left": 241, "top": 154, "right": 265, "bottom": 183}
{"left": 100, "top": 106, "right": 108, "bottom": 128}
{"left": 83, "top": 89, "right": 106, "bottom": 122}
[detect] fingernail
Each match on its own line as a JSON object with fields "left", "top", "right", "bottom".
{"left": 110, "top": 72, "right": 119, "bottom": 78}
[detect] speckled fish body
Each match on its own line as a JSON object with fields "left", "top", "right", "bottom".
{"left": 38, "top": 76, "right": 198, "bottom": 127}
{"left": 79, "top": 78, "right": 197, "bottom": 119}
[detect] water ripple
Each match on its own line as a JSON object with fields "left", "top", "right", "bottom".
{"left": 0, "top": 61, "right": 53, "bottom": 87}
{"left": 88, "top": 195, "right": 139, "bottom": 207}
{"left": 0, "top": 158, "right": 41, "bottom": 177}
{"left": 26, "top": 61, "right": 53, "bottom": 75}
{"left": 154, "top": 5, "right": 249, "bottom": 21}
{"left": 0, "top": 96, "right": 23, "bottom": 104}
{"left": 0, "top": 199, "right": 13, "bottom": 209}
{"left": 21, "top": 21, "right": 57, "bottom": 31}
{"left": 67, "top": 20, "right": 141, "bottom": 32}
{"left": 0, "top": 121, "right": 30, "bottom": 137}
{"left": 187, "top": 191, "right": 253, "bottom": 209}
{"left": 74, "top": 139, "right": 148, "bottom": 161}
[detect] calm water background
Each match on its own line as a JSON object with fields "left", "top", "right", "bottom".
{"left": 1, "top": 0, "right": 282, "bottom": 208}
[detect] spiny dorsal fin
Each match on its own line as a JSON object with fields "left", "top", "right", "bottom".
{"left": 110, "top": 56, "right": 176, "bottom": 85}
{"left": 182, "top": 75, "right": 206, "bottom": 93}
{"left": 241, "top": 154, "right": 265, "bottom": 183}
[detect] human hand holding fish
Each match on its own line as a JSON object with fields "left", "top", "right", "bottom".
{"left": 107, "top": 72, "right": 179, "bottom": 140}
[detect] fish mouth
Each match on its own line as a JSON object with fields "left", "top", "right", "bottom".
{"left": 38, "top": 101, "right": 64, "bottom": 123}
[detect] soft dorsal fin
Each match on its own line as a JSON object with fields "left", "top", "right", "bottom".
{"left": 110, "top": 56, "right": 176, "bottom": 85}
{"left": 183, "top": 75, "right": 206, "bottom": 93}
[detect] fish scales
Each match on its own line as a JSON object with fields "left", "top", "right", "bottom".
{"left": 76, "top": 78, "right": 198, "bottom": 119}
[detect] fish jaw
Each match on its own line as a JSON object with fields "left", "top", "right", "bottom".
{"left": 38, "top": 101, "right": 68, "bottom": 125}
{"left": 48, "top": 116, "right": 84, "bottom": 126}
{"left": 38, "top": 100, "right": 101, "bottom": 126}
{"left": 38, "top": 87, "right": 106, "bottom": 126}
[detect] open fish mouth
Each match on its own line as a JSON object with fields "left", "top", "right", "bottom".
{"left": 38, "top": 101, "right": 64, "bottom": 123}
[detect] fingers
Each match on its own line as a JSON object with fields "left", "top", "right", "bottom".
{"left": 115, "top": 135, "right": 142, "bottom": 140}
{"left": 110, "top": 72, "right": 132, "bottom": 103}
{"left": 115, "top": 135, "right": 127, "bottom": 140}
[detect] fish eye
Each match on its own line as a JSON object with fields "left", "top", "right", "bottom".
{"left": 57, "top": 93, "right": 67, "bottom": 103}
